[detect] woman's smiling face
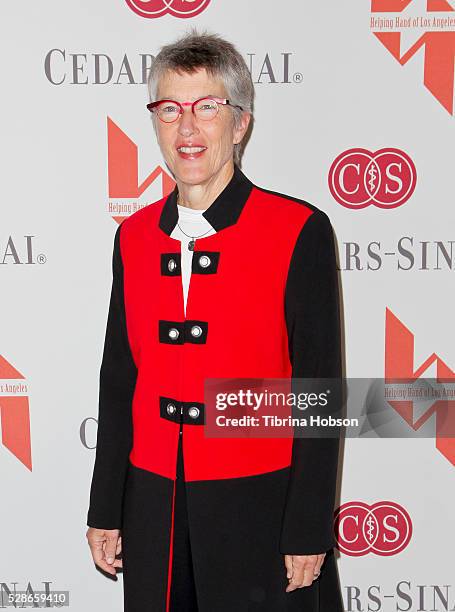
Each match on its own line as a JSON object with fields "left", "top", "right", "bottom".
{"left": 154, "top": 67, "right": 250, "bottom": 185}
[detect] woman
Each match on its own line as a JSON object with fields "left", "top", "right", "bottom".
{"left": 86, "top": 29, "right": 345, "bottom": 612}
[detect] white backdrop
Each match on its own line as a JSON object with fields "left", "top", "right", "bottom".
{"left": 2, "top": 1, "right": 454, "bottom": 610}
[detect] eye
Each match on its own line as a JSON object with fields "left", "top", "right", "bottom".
{"left": 196, "top": 100, "right": 217, "bottom": 111}
{"left": 159, "top": 103, "right": 179, "bottom": 113}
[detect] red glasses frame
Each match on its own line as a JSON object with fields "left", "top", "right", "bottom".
{"left": 146, "top": 96, "right": 243, "bottom": 122}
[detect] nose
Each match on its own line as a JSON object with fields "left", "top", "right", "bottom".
{"left": 177, "top": 106, "right": 199, "bottom": 137}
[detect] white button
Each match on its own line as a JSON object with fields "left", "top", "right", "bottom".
{"left": 191, "top": 325, "right": 202, "bottom": 338}
{"left": 166, "top": 403, "right": 176, "bottom": 415}
{"left": 168, "top": 258, "right": 177, "bottom": 272}
{"left": 188, "top": 406, "right": 200, "bottom": 419}
{"left": 168, "top": 327, "right": 180, "bottom": 340}
{"left": 199, "top": 255, "right": 211, "bottom": 268}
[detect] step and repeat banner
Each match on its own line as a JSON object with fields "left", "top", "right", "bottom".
{"left": 2, "top": 1, "right": 454, "bottom": 610}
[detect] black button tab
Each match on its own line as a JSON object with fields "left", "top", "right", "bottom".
{"left": 159, "top": 320, "right": 208, "bottom": 344}
{"left": 159, "top": 396, "right": 205, "bottom": 425}
{"left": 192, "top": 250, "right": 220, "bottom": 274}
{"left": 161, "top": 252, "right": 182, "bottom": 276}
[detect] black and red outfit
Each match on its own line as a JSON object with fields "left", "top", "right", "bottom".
{"left": 87, "top": 163, "right": 345, "bottom": 611}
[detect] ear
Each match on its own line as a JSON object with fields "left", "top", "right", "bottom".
{"left": 233, "top": 111, "right": 251, "bottom": 145}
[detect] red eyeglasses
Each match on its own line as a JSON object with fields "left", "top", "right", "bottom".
{"left": 146, "top": 96, "right": 243, "bottom": 123}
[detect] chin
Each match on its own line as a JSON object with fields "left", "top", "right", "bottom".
{"left": 174, "top": 163, "right": 212, "bottom": 185}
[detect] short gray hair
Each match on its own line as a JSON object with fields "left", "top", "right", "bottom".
{"left": 147, "top": 28, "right": 254, "bottom": 165}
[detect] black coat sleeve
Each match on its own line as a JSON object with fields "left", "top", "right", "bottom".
{"left": 279, "top": 209, "right": 342, "bottom": 555}
{"left": 86, "top": 222, "right": 138, "bottom": 529}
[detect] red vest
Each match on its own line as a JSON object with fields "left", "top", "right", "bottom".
{"left": 122, "top": 166, "right": 312, "bottom": 482}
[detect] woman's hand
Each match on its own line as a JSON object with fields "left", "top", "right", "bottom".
{"left": 86, "top": 527, "right": 123, "bottom": 576}
{"left": 284, "top": 553, "right": 326, "bottom": 592}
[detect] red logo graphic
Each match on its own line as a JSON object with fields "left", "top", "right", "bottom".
{"left": 385, "top": 308, "right": 455, "bottom": 466}
{"left": 335, "top": 501, "right": 412, "bottom": 556}
{"left": 328, "top": 148, "right": 417, "bottom": 209}
{"left": 107, "top": 118, "right": 175, "bottom": 223}
{"left": 125, "top": 0, "right": 211, "bottom": 19}
{"left": 371, "top": 0, "right": 455, "bottom": 114}
{"left": 0, "top": 356, "right": 32, "bottom": 470}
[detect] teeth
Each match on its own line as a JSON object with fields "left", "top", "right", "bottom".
{"left": 178, "top": 146, "right": 206, "bottom": 154}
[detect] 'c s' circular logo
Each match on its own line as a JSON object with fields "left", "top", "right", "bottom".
{"left": 126, "top": 0, "right": 211, "bottom": 19}
{"left": 328, "top": 148, "right": 417, "bottom": 209}
{"left": 334, "top": 501, "right": 413, "bottom": 556}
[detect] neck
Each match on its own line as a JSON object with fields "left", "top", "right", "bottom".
{"left": 176, "top": 160, "right": 235, "bottom": 210}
